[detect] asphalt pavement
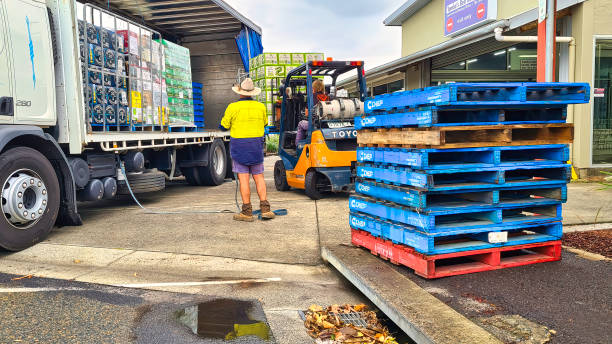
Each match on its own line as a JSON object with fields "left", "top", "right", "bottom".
{"left": 0, "top": 272, "right": 275, "bottom": 343}
{"left": 397, "top": 250, "right": 612, "bottom": 344}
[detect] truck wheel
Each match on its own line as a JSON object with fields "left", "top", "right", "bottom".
{"left": 183, "top": 167, "right": 202, "bottom": 186}
{"left": 118, "top": 169, "right": 166, "bottom": 194}
{"left": 305, "top": 170, "right": 325, "bottom": 200}
{"left": 274, "top": 160, "right": 290, "bottom": 191}
{"left": 0, "top": 147, "right": 60, "bottom": 251}
{"left": 199, "top": 139, "right": 227, "bottom": 186}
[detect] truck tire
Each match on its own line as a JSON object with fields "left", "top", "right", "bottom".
{"left": 274, "top": 160, "right": 290, "bottom": 191}
{"left": 199, "top": 139, "right": 227, "bottom": 186}
{"left": 183, "top": 167, "right": 202, "bottom": 186}
{"left": 305, "top": 170, "right": 324, "bottom": 200}
{"left": 118, "top": 169, "right": 165, "bottom": 195}
{"left": 0, "top": 147, "right": 60, "bottom": 251}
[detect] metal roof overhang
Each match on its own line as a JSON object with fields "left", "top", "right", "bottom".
{"left": 84, "top": 0, "right": 261, "bottom": 41}
{"left": 339, "top": 0, "right": 585, "bottom": 88}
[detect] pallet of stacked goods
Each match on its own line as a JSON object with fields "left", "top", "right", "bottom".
{"left": 159, "top": 39, "right": 195, "bottom": 132}
{"left": 249, "top": 52, "right": 325, "bottom": 129}
{"left": 79, "top": 18, "right": 130, "bottom": 131}
{"left": 192, "top": 82, "right": 205, "bottom": 131}
{"left": 351, "top": 82, "right": 590, "bottom": 278}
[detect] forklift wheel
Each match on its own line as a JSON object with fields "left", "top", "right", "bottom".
{"left": 274, "top": 160, "right": 290, "bottom": 191}
{"left": 305, "top": 170, "right": 324, "bottom": 200}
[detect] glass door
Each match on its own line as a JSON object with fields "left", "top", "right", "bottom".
{"left": 593, "top": 39, "right": 612, "bottom": 165}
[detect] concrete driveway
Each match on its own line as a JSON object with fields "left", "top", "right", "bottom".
{"left": 0, "top": 157, "right": 364, "bottom": 343}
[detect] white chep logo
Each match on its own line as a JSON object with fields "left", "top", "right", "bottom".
{"left": 351, "top": 217, "right": 366, "bottom": 228}
{"left": 359, "top": 169, "right": 374, "bottom": 178}
{"left": 366, "top": 99, "right": 383, "bottom": 111}
{"left": 357, "top": 183, "right": 370, "bottom": 192}
{"left": 361, "top": 117, "right": 377, "bottom": 125}
{"left": 350, "top": 199, "right": 367, "bottom": 210}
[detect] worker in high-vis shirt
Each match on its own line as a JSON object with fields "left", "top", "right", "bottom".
{"left": 220, "top": 78, "right": 275, "bottom": 222}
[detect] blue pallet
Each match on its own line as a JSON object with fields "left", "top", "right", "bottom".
{"left": 356, "top": 163, "right": 570, "bottom": 191}
{"left": 349, "top": 196, "right": 562, "bottom": 233}
{"left": 357, "top": 145, "right": 569, "bottom": 170}
{"left": 192, "top": 82, "right": 203, "bottom": 88}
{"left": 363, "top": 83, "right": 590, "bottom": 113}
{"left": 355, "top": 180, "right": 567, "bottom": 210}
{"left": 194, "top": 105, "right": 204, "bottom": 111}
{"left": 349, "top": 212, "right": 563, "bottom": 255}
{"left": 193, "top": 100, "right": 204, "bottom": 105}
{"left": 356, "top": 106, "right": 567, "bottom": 129}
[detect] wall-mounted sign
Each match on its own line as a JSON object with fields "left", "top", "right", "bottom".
{"left": 594, "top": 88, "right": 605, "bottom": 98}
{"left": 444, "top": 0, "right": 498, "bottom": 36}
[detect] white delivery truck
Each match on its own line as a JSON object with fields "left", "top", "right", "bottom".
{"left": 0, "top": 0, "right": 261, "bottom": 251}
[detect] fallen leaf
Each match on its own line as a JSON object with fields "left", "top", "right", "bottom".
{"left": 10, "top": 275, "right": 33, "bottom": 281}
{"left": 73, "top": 259, "right": 81, "bottom": 264}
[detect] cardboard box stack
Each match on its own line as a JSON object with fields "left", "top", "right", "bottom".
{"left": 249, "top": 52, "right": 324, "bottom": 125}
{"left": 160, "top": 39, "right": 194, "bottom": 127}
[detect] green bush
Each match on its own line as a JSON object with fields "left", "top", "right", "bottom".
{"left": 266, "top": 134, "right": 279, "bottom": 154}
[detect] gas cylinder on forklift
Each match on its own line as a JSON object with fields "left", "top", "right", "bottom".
{"left": 273, "top": 60, "right": 367, "bottom": 200}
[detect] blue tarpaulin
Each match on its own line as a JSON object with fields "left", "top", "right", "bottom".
{"left": 235, "top": 25, "right": 263, "bottom": 73}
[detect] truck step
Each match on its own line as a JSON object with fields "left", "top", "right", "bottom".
{"left": 356, "top": 163, "right": 570, "bottom": 191}
{"left": 349, "top": 213, "right": 563, "bottom": 255}
{"left": 349, "top": 195, "right": 563, "bottom": 233}
{"left": 356, "top": 106, "right": 567, "bottom": 129}
{"left": 357, "top": 144, "right": 569, "bottom": 170}
{"left": 351, "top": 229, "right": 562, "bottom": 279}
{"left": 355, "top": 180, "right": 567, "bottom": 210}
{"left": 357, "top": 123, "right": 574, "bottom": 149}
{"left": 363, "top": 82, "right": 589, "bottom": 113}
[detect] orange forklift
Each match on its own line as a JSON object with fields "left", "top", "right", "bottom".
{"left": 273, "top": 60, "right": 367, "bottom": 199}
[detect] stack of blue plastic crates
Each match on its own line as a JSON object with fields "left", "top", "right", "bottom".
{"left": 192, "top": 82, "right": 204, "bottom": 130}
{"left": 350, "top": 82, "right": 590, "bottom": 278}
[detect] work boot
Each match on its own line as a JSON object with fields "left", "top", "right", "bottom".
{"left": 260, "top": 200, "right": 275, "bottom": 220}
{"left": 234, "top": 203, "right": 254, "bottom": 222}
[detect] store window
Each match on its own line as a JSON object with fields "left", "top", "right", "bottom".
{"left": 593, "top": 39, "right": 612, "bottom": 165}
{"left": 467, "top": 50, "right": 507, "bottom": 70}
{"left": 388, "top": 80, "right": 404, "bottom": 93}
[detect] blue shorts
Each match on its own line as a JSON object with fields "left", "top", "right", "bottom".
{"left": 232, "top": 160, "right": 264, "bottom": 175}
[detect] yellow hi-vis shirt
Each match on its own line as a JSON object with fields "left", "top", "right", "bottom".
{"left": 220, "top": 99, "right": 267, "bottom": 138}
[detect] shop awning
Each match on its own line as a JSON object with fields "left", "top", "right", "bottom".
{"left": 86, "top": 0, "right": 261, "bottom": 40}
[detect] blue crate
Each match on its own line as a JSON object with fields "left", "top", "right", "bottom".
{"left": 355, "top": 180, "right": 567, "bottom": 210}
{"left": 355, "top": 106, "right": 567, "bottom": 129}
{"left": 356, "top": 145, "right": 569, "bottom": 170}
{"left": 349, "top": 212, "right": 563, "bottom": 255}
{"left": 363, "top": 82, "right": 590, "bottom": 113}
{"left": 349, "top": 196, "right": 562, "bottom": 233}
{"left": 356, "top": 163, "right": 570, "bottom": 191}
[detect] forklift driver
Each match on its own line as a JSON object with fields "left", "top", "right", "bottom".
{"left": 295, "top": 79, "right": 328, "bottom": 144}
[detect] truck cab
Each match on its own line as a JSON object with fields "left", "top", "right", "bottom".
{"left": 0, "top": 0, "right": 56, "bottom": 126}
{"left": 274, "top": 60, "right": 367, "bottom": 199}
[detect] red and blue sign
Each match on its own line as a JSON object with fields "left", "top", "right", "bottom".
{"left": 444, "top": 0, "right": 497, "bottom": 36}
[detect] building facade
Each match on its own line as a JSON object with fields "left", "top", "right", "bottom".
{"left": 340, "top": 0, "right": 612, "bottom": 177}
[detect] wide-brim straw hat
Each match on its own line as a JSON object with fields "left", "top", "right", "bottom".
{"left": 232, "top": 78, "right": 261, "bottom": 96}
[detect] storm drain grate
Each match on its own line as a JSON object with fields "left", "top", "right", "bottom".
{"left": 298, "top": 310, "right": 369, "bottom": 327}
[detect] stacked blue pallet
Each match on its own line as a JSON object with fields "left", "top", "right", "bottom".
{"left": 351, "top": 82, "right": 589, "bottom": 263}
{"left": 192, "top": 82, "right": 204, "bottom": 130}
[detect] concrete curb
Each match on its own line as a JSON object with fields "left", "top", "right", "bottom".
{"left": 322, "top": 245, "right": 502, "bottom": 344}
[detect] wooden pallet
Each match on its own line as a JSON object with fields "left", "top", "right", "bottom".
{"left": 351, "top": 229, "right": 562, "bottom": 279}
{"left": 357, "top": 123, "right": 574, "bottom": 149}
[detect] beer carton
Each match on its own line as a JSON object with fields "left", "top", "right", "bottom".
{"left": 291, "top": 53, "right": 305, "bottom": 65}
{"left": 305, "top": 53, "right": 324, "bottom": 62}
{"left": 262, "top": 52, "right": 278, "bottom": 65}
{"left": 278, "top": 53, "right": 291, "bottom": 65}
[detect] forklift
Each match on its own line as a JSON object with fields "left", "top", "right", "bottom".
{"left": 274, "top": 60, "right": 368, "bottom": 199}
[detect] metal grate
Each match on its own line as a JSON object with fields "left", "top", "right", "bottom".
{"left": 298, "top": 310, "right": 369, "bottom": 328}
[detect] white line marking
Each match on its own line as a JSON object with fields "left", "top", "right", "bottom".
{"left": 114, "top": 277, "right": 282, "bottom": 288}
{"left": 0, "top": 287, "right": 84, "bottom": 293}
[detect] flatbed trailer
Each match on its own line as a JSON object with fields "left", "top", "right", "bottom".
{"left": 0, "top": 0, "right": 260, "bottom": 251}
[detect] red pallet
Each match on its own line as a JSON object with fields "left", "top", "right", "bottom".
{"left": 351, "top": 229, "right": 561, "bottom": 279}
